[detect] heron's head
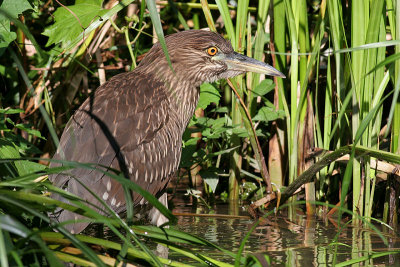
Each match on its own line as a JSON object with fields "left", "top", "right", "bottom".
{"left": 139, "top": 30, "right": 285, "bottom": 86}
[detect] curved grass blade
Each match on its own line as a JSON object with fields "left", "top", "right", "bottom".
{"left": 47, "top": 159, "right": 176, "bottom": 223}
{"left": 333, "top": 40, "right": 400, "bottom": 54}
{"left": 0, "top": 183, "right": 160, "bottom": 265}
{"left": 0, "top": 196, "right": 107, "bottom": 267}
{"left": 366, "top": 52, "right": 400, "bottom": 76}
{"left": 146, "top": 0, "right": 173, "bottom": 72}
{"left": 0, "top": 224, "right": 9, "bottom": 267}
{"left": 0, "top": 215, "right": 63, "bottom": 266}
{"left": 215, "top": 0, "right": 235, "bottom": 46}
{"left": 0, "top": 157, "right": 175, "bottom": 267}
{"left": 53, "top": 252, "right": 95, "bottom": 267}
{"left": 167, "top": 245, "right": 233, "bottom": 267}
{"left": 46, "top": 160, "right": 173, "bottom": 266}
{"left": 200, "top": 0, "right": 216, "bottom": 32}
{"left": 53, "top": 176, "right": 164, "bottom": 267}
{"left": 41, "top": 232, "right": 189, "bottom": 266}
{"left": 132, "top": 225, "right": 241, "bottom": 260}
{"left": 335, "top": 251, "right": 400, "bottom": 267}
{"left": 5, "top": 156, "right": 175, "bottom": 225}
{"left": 0, "top": 187, "right": 159, "bottom": 265}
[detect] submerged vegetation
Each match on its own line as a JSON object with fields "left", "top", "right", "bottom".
{"left": 1, "top": 0, "right": 400, "bottom": 265}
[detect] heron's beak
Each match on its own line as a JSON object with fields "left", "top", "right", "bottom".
{"left": 215, "top": 52, "right": 286, "bottom": 78}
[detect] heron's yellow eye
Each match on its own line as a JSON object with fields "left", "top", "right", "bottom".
{"left": 207, "top": 47, "right": 218, "bottom": 56}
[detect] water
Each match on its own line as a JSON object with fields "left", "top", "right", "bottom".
{"left": 170, "top": 195, "right": 400, "bottom": 266}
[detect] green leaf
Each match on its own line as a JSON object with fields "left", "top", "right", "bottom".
{"left": 14, "top": 123, "right": 44, "bottom": 139}
{"left": 0, "top": 139, "right": 20, "bottom": 159}
{"left": 42, "top": 0, "right": 107, "bottom": 47}
{"left": 0, "top": 139, "right": 45, "bottom": 177}
{"left": 196, "top": 83, "right": 221, "bottom": 109}
{"left": 0, "top": 0, "right": 32, "bottom": 19}
{"left": 13, "top": 160, "right": 46, "bottom": 176}
{"left": 252, "top": 79, "right": 275, "bottom": 97}
{"left": 232, "top": 127, "right": 250, "bottom": 137}
{"left": 0, "top": 0, "right": 33, "bottom": 50}
{"left": 200, "top": 117, "right": 229, "bottom": 139}
{"left": 207, "top": 145, "right": 240, "bottom": 158}
{"left": 0, "top": 28, "right": 16, "bottom": 49}
{"left": 5, "top": 118, "right": 43, "bottom": 139}
{"left": 0, "top": 108, "right": 24, "bottom": 115}
{"left": 253, "top": 107, "right": 285, "bottom": 122}
{"left": 199, "top": 170, "right": 219, "bottom": 193}
{"left": 180, "top": 139, "right": 199, "bottom": 168}
{"left": 211, "top": 106, "right": 229, "bottom": 113}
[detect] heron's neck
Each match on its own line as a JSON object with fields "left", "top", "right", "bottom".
{"left": 164, "top": 77, "right": 200, "bottom": 131}
{"left": 138, "top": 63, "right": 201, "bottom": 131}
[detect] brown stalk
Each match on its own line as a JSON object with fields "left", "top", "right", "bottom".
{"left": 226, "top": 79, "right": 272, "bottom": 193}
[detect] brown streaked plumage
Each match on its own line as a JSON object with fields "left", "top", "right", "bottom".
{"left": 49, "top": 30, "right": 285, "bottom": 234}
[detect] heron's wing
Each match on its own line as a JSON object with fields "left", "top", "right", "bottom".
{"left": 49, "top": 71, "right": 177, "bottom": 233}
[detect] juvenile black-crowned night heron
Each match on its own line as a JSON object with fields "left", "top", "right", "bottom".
{"left": 50, "top": 30, "right": 285, "bottom": 233}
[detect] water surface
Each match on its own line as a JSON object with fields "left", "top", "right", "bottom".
{"left": 170, "top": 195, "right": 400, "bottom": 266}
